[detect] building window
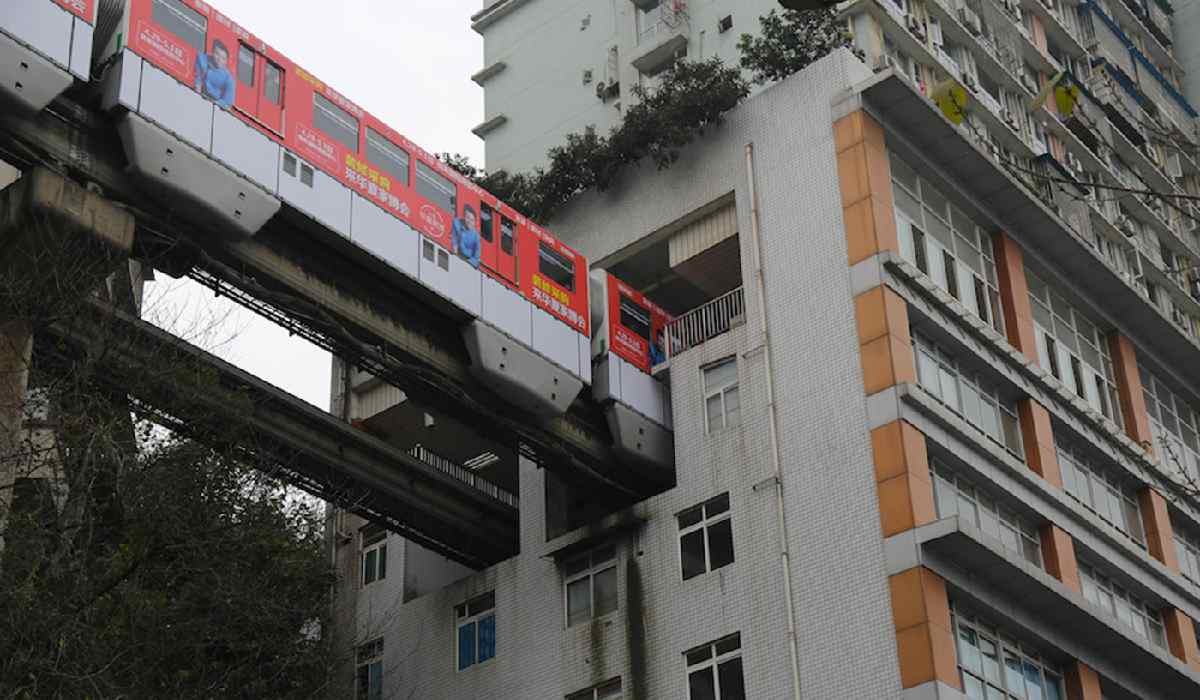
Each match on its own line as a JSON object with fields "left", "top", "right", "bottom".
{"left": 1140, "top": 364, "right": 1200, "bottom": 484}
{"left": 567, "top": 678, "right": 623, "bottom": 700}
{"left": 564, "top": 545, "right": 618, "bottom": 627}
{"left": 456, "top": 591, "right": 496, "bottom": 670}
{"left": 685, "top": 632, "right": 746, "bottom": 700}
{"left": 1056, "top": 439, "right": 1146, "bottom": 549}
{"left": 1026, "top": 270, "right": 1122, "bottom": 425}
{"left": 360, "top": 524, "right": 387, "bottom": 586}
{"left": 1080, "top": 563, "right": 1167, "bottom": 649}
{"left": 912, "top": 333, "right": 1023, "bottom": 458}
{"left": 355, "top": 638, "right": 384, "bottom": 700}
{"left": 678, "top": 493, "right": 734, "bottom": 581}
{"left": 1175, "top": 527, "right": 1200, "bottom": 586}
{"left": 932, "top": 461, "right": 1043, "bottom": 568}
{"left": 891, "top": 153, "right": 1005, "bottom": 334}
{"left": 951, "top": 603, "right": 1065, "bottom": 700}
{"left": 702, "top": 358, "right": 740, "bottom": 433}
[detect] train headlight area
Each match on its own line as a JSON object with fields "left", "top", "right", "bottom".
{"left": 1, "top": 0, "right": 684, "bottom": 553}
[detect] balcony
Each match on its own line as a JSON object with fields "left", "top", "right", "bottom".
{"left": 632, "top": 2, "right": 690, "bottom": 75}
{"left": 662, "top": 286, "right": 745, "bottom": 363}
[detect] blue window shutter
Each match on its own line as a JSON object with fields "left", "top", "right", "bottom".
{"left": 478, "top": 614, "right": 496, "bottom": 662}
{"left": 458, "top": 622, "right": 476, "bottom": 670}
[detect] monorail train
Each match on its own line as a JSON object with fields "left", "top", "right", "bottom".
{"left": 0, "top": 0, "right": 674, "bottom": 465}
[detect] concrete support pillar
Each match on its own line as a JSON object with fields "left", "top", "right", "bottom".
{"left": 1019, "top": 399, "right": 1063, "bottom": 488}
{"left": 1138, "top": 487, "right": 1180, "bottom": 573}
{"left": 1164, "top": 608, "right": 1200, "bottom": 670}
{"left": 1107, "top": 333, "right": 1154, "bottom": 454}
{"left": 992, "top": 232, "right": 1038, "bottom": 363}
{"left": 888, "top": 566, "right": 961, "bottom": 691}
{"left": 1039, "top": 524, "right": 1082, "bottom": 593}
{"left": 1063, "top": 661, "right": 1102, "bottom": 700}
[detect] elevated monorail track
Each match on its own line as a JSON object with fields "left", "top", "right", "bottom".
{"left": 0, "top": 91, "right": 671, "bottom": 530}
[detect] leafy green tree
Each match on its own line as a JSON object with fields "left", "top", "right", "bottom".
{"left": 738, "top": 8, "right": 854, "bottom": 85}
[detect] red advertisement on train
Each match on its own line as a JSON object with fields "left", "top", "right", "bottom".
{"left": 607, "top": 274, "right": 671, "bottom": 373}
{"left": 124, "top": 0, "right": 590, "bottom": 338}
{"left": 53, "top": 0, "right": 94, "bottom": 22}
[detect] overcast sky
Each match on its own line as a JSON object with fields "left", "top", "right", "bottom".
{"left": 147, "top": 1, "right": 485, "bottom": 410}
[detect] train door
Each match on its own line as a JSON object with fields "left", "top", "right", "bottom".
{"left": 496, "top": 215, "right": 518, "bottom": 285}
{"left": 234, "top": 42, "right": 284, "bottom": 135}
{"left": 479, "top": 202, "right": 497, "bottom": 274}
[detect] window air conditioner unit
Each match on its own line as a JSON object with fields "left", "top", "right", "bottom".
{"left": 958, "top": 6, "right": 982, "bottom": 35}
{"left": 962, "top": 73, "right": 977, "bottom": 91}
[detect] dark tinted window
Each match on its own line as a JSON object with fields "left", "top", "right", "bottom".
{"left": 479, "top": 204, "right": 494, "bottom": 242}
{"left": 365, "top": 128, "right": 410, "bottom": 187}
{"left": 264, "top": 62, "right": 283, "bottom": 104}
{"left": 237, "top": 44, "right": 255, "bottom": 85}
{"left": 313, "top": 93, "right": 359, "bottom": 153}
{"left": 152, "top": 0, "right": 207, "bottom": 54}
{"left": 500, "top": 217, "right": 515, "bottom": 255}
{"left": 619, "top": 293, "right": 651, "bottom": 343}
{"left": 415, "top": 160, "right": 457, "bottom": 214}
{"left": 538, "top": 242, "right": 575, "bottom": 293}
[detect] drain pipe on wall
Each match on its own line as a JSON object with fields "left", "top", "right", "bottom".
{"left": 745, "top": 143, "right": 803, "bottom": 700}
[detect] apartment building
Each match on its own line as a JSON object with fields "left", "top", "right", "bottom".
{"left": 329, "top": 1, "right": 1200, "bottom": 698}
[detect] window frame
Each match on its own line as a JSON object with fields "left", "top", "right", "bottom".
{"left": 1079, "top": 562, "right": 1167, "bottom": 648}
{"left": 684, "top": 632, "right": 746, "bottom": 700}
{"left": 891, "top": 152, "right": 1005, "bottom": 334}
{"left": 1056, "top": 438, "right": 1147, "bottom": 549}
{"left": 677, "top": 493, "right": 735, "bottom": 581}
{"left": 563, "top": 545, "right": 618, "bottom": 627}
{"left": 951, "top": 603, "right": 1066, "bottom": 700}
{"left": 455, "top": 591, "right": 497, "bottom": 671}
{"left": 932, "top": 460, "right": 1043, "bottom": 568}
{"left": 566, "top": 678, "right": 623, "bottom": 700}
{"left": 360, "top": 524, "right": 387, "bottom": 587}
{"left": 414, "top": 159, "right": 458, "bottom": 216}
{"left": 355, "top": 638, "right": 384, "bottom": 700}
{"left": 151, "top": 0, "right": 208, "bottom": 55}
{"left": 702, "top": 357, "right": 740, "bottom": 434}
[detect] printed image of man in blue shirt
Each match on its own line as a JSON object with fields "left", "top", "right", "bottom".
{"left": 194, "top": 40, "right": 235, "bottom": 110}
{"left": 451, "top": 204, "right": 482, "bottom": 269}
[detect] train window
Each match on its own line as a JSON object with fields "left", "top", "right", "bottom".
{"left": 538, "top": 242, "right": 575, "bottom": 293}
{"left": 313, "top": 93, "right": 360, "bottom": 153}
{"left": 283, "top": 152, "right": 297, "bottom": 177}
{"left": 237, "top": 44, "right": 255, "bottom": 86}
{"left": 618, "top": 294, "right": 652, "bottom": 343}
{"left": 479, "top": 204, "right": 494, "bottom": 243}
{"left": 152, "top": 0, "right": 207, "bottom": 54}
{"left": 415, "top": 161, "right": 457, "bottom": 215}
{"left": 263, "top": 62, "right": 283, "bottom": 105}
{"left": 500, "top": 217, "right": 515, "bottom": 255}
{"left": 365, "top": 128, "right": 410, "bottom": 188}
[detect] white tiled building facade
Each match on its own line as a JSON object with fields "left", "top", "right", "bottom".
{"left": 330, "top": 1, "right": 1200, "bottom": 698}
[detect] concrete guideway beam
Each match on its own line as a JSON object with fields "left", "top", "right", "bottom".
{"left": 42, "top": 299, "right": 519, "bottom": 568}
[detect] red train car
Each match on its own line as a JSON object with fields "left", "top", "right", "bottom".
{"left": 101, "top": 0, "right": 588, "bottom": 343}
{"left": 606, "top": 275, "right": 673, "bottom": 373}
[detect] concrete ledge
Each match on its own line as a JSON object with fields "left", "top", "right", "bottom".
{"left": 0, "top": 167, "right": 134, "bottom": 304}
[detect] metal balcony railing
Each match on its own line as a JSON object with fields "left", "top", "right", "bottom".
{"left": 408, "top": 445, "right": 518, "bottom": 508}
{"left": 663, "top": 286, "right": 745, "bottom": 362}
